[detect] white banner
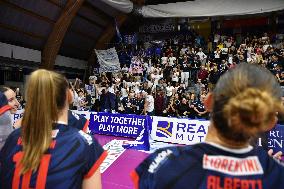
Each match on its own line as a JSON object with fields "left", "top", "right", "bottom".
{"left": 95, "top": 47, "right": 121, "bottom": 73}
{"left": 151, "top": 116, "right": 210, "bottom": 145}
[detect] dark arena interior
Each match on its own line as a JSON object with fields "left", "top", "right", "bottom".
{"left": 0, "top": 1, "right": 284, "bottom": 189}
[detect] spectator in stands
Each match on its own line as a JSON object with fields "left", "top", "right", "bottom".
{"left": 99, "top": 89, "right": 108, "bottom": 112}
{"left": 163, "top": 96, "right": 176, "bottom": 117}
{"left": 154, "top": 91, "right": 165, "bottom": 116}
{"left": 0, "top": 69, "right": 106, "bottom": 189}
{"left": 132, "top": 63, "right": 284, "bottom": 189}
{"left": 196, "top": 48, "right": 207, "bottom": 66}
{"left": 193, "top": 94, "right": 208, "bottom": 119}
{"left": 121, "top": 64, "right": 129, "bottom": 73}
{"left": 161, "top": 53, "right": 168, "bottom": 65}
{"left": 108, "top": 83, "right": 116, "bottom": 113}
{"left": 180, "top": 55, "right": 190, "bottom": 88}
{"left": 208, "top": 65, "right": 221, "bottom": 91}
{"left": 144, "top": 88, "right": 154, "bottom": 116}
{"left": 77, "top": 89, "right": 88, "bottom": 111}
{"left": 168, "top": 53, "right": 176, "bottom": 67}
{"left": 177, "top": 97, "right": 190, "bottom": 118}
{"left": 197, "top": 65, "right": 209, "bottom": 84}
{"left": 194, "top": 78, "right": 203, "bottom": 98}
{"left": 15, "top": 88, "right": 23, "bottom": 109}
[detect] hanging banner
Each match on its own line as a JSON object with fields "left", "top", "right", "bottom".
{"left": 151, "top": 116, "right": 210, "bottom": 145}
{"left": 95, "top": 47, "right": 121, "bottom": 73}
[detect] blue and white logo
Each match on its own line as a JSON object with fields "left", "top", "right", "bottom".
{"left": 156, "top": 121, "right": 173, "bottom": 138}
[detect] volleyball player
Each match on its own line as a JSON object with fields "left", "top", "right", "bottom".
{"left": 0, "top": 69, "right": 107, "bottom": 189}
{"left": 0, "top": 86, "right": 20, "bottom": 114}
{"left": 0, "top": 92, "right": 13, "bottom": 150}
{"left": 132, "top": 63, "right": 284, "bottom": 189}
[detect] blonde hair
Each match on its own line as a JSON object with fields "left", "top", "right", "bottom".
{"left": 21, "top": 69, "right": 68, "bottom": 173}
{"left": 212, "top": 64, "right": 284, "bottom": 143}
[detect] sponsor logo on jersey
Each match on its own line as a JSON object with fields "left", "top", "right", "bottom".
{"left": 203, "top": 155, "right": 264, "bottom": 176}
{"left": 156, "top": 121, "right": 173, "bottom": 138}
{"left": 148, "top": 149, "right": 173, "bottom": 173}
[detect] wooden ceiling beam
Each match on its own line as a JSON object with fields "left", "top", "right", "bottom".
{"left": 41, "top": 0, "right": 85, "bottom": 70}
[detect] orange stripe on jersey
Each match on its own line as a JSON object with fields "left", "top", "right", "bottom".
{"left": 12, "top": 152, "right": 24, "bottom": 189}
{"left": 35, "top": 154, "right": 51, "bottom": 189}
{"left": 0, "top": 105, "right": 11, "bottom": 115}
{"left": 49, "top": 140, "right": 56, "bottom": 149}
{"left": 22, "top": 170, "right": 32, "bottom": 189}
{"left": 83, "top": 119, "right": 89, "bottom": 133}
{"left": 84, "top": 150, "right": 108, "bottom": 179}
{"left": 130, "top": 170, "right": 140, "bottom": 189}
{"left": 17, "top": 138, "right": 22, "bottom": 145}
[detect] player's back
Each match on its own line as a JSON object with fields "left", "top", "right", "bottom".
{"left": 133, "top": 142, "right": 284, "bottom": 189}
{"left": 0, "top": 123, "right": 106, "bottom": 189}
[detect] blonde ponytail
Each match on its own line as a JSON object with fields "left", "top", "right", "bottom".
{"left": 212, "top": 63, "right": 284, "bottom": 144}
{"left": 223, "top": 88, "right": 283, "bottom": 138}
{"left": 21, "top": 70, "right": 68, "bottom": 174}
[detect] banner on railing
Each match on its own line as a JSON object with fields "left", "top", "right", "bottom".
{"left": 151, "top": 116, "right": 210, "bottom": 145}
{"left": 89, "top": 112, "right": 146, "bottom": 138}
{"left": 12, "top": 110, "right": 284, "bottom": 153}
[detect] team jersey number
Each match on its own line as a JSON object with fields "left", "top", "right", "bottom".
{"left": 12, "top": 152, "right": 51, "bottom": 189}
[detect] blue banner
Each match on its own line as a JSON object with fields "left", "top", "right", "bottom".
{"left": 123, "top": 116, "right": 151, "bottom": 151}
{"left": 89, "top": 112, "right": 147, "bottom": 138}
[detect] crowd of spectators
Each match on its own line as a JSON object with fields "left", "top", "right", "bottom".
{"left": 70, "top": 31, "right": 284, "bottom": 119}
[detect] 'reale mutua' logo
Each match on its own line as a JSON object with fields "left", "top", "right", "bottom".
{"left": 156, "top": 121, "right": 173, "bottom": 138}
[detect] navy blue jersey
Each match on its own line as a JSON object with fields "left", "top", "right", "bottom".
{"left": 0, "top": 123, "right": 107, "bottom": 189}
{"left": 68, "top": 110, "right": 89, "bottom": 132}
{"left": 132, "top": 142, "right": 284, "bottom": 189}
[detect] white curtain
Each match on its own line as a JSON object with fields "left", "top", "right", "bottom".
{"left": 141, "top": 0, "right": 284, "bottom": 17}
{"left": 99, "top": 0, "right": 133, "bottom": 13}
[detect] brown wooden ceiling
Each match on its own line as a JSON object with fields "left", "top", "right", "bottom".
{"left": 0, "top": 0, "right": 122, "bottom": 60}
